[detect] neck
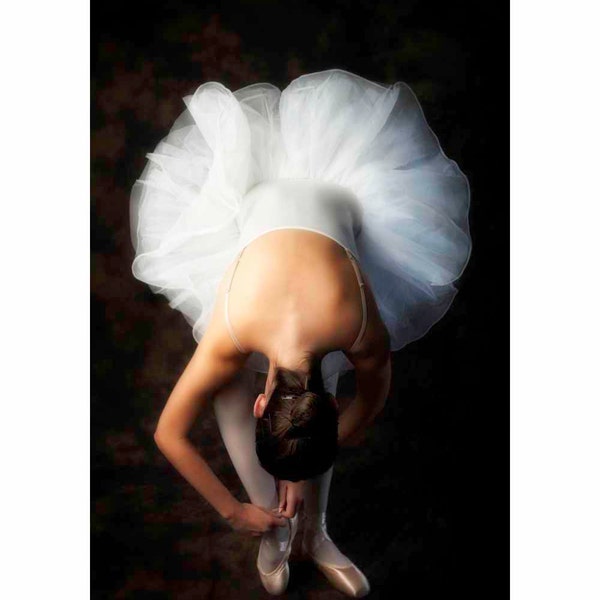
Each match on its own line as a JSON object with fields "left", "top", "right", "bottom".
{"left": 266, "top": 344, "right": 322, "bottom": 393}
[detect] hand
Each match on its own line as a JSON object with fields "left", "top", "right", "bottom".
{"left": 338, "top": 427, "right": 367, "bottom": 448}
{"left": 277, "top": 479, "right": 307, "bottom": 518}
{"left": 227, "top": 502, "right": 288, "bottom": 537}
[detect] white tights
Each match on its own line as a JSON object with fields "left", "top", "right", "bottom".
{"left": 213, "top": 367, "right": 353, "bottom": 572}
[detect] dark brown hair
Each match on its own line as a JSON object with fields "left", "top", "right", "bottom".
{"left": 255, "top": 363, "right": 339, "bottom": 482}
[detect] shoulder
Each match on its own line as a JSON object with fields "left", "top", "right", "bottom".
{"left": 344, "top": 326, "right": 390, "bottom": 373}
{"left": 178, "top": 316, "right": 250, "bottom": 402}
{"left": 342, "top": 267, "right": 390, "bottom": 366}
{"left": 343, "top": 297, "right": 391, "bottom": 371}
{"left": 198, "top": 259, "right": 253, "bottom": 371}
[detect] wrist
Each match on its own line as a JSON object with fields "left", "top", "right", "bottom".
{"left": 220, "top": 499, "right": 242, "bottom": 522}
{"left": 338, "top": 429, "right": 365, "bottom": 447}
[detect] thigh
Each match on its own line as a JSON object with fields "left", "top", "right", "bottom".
{"left": 212, "top": 366, "right": 258, "bottom": 426}
{"left": 300, "top": 371, "right": 339, "bottom": 511}
{"left": 213, "top": 367, "right": 278, "bottom": 509}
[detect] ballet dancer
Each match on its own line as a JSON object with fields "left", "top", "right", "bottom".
{"left": 130, "top": 69, "right": 471, "bottom": 596}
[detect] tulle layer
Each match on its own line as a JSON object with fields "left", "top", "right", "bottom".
{"left": 130, "top": 69, "right": 471, "bottom": 378}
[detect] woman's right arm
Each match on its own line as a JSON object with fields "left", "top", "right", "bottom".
{"left": 153, "top": 337, "right": 247, "bottom": 520}
{"left": 154, "top": 338, "right": 286, "bottom": 535}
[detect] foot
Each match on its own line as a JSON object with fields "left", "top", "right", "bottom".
{"left": 301, "top": 511, "right": 353, "bottom": 567}
{"left": 301, "top": 511, "right": 370, "bottom": 598}
{"left": 257, "top": 513, "right": 299, "bottom": 595}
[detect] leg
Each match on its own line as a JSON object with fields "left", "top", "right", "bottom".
{"left": 300, "top": 371, "right": 371, "bottom": 597}
{"left": 301, "top": 371, "right": 354, "bottom": 568}
{"left": 212, "top": 367, "right": 291, "bottom": 573}
{"left": 302, "top": 371, "right": 339, "bottom": 516}
{"left": 213, "top": 366, "right": 278, "bottom": 510}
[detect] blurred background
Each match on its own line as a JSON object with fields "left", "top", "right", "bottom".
{"left": 91, "top": 1, "right": 507, "bottom": 598}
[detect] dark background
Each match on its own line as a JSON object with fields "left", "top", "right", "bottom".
{"left": 91, "top": 1, "right": 507, "bottom": 598}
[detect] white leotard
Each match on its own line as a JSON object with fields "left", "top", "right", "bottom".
{"left": 224, "top": 178, "right": 367, "bottom": 354}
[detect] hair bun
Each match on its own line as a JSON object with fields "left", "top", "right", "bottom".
{"left": 286, "top": 416, "right": 306, "bottom": 438}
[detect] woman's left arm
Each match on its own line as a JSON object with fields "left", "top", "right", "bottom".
{"left": 338, "top": 310, "right": 392, "bottom": 446}
{"left": 337, "top": 351, "right": 391, "bottom": 447}
{"left": 339, "top": 285, "right": 393, "bottom": 446}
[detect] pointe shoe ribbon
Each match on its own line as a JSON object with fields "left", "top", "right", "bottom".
{"left": 257, "top": 512, "right": 299, "bottom": 595}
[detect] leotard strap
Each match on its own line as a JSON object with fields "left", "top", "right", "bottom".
{"left": 344, "top": 249, "right": 368, "bottom": 352}
{"left": 225, "top": 248, "right": 248, "bottom": 353}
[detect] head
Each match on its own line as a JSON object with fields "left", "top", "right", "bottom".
{"left": 254, "top": 364, "right": 339, "bottom": 482}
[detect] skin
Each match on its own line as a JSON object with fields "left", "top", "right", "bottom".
{"left": 154, "top": 229, "right": 392, "bottom": 536}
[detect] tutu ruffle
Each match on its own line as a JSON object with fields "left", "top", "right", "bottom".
{"left": 130, "top": 68, "right": 471, "bottom": 377}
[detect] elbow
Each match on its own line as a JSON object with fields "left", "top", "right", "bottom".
{"left": 153, "top": 427, "right": 178, "bottom": 452}
{"left": 371, "top": 395, "right": 387, "bottom": 419}
{"left": 153, "top": 428, "right": 167, "bottom": 451}
{"left": 373, "top": 400, "right": 386, "bottom": 420}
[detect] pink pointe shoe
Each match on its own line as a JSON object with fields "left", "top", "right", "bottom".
{"left": 257, "top": 512, "right": 299, "bottom": 595}
{"left": 300, "top": 512, "right": 370, "bottom": 598}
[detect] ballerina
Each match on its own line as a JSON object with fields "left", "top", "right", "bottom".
{"left": 130, "top": 68, "right": 471, "bottom": 596}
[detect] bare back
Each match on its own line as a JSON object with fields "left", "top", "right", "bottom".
{"left": 209, "top": 229, "right": 389, "bottom": 362}
{"left": 154, "top": 228, "right": 392, "bottom": 440}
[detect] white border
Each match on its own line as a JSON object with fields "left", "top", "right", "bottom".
{"left": 511, "top": 1, "right": 600, "bottom": 598}
{"left": 1, "top": 1, "right": 90, "bottom": 597}
{"left": 2, "top": 0, "right": 599, "bottom": 598}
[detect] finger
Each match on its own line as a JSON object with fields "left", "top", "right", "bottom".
{"left": 269, "top": 506, "right": 285, "bottom": 520}
{"left": 284, "top": 492, "right": 300, "bottom": 517}
{"left": 277, "top": 481, "right": 287, "bottom": 512}
{"left": 264, "top": 506, "right": 286, "bottom": 521}
{"left": 279, "top": 505, "right": 295, "bottom": 519}
{"left": 271, "top": 514, "right": 288, "bottom": 527}
{"left": 286, "top": 502, "right": 299, "bottom": 519}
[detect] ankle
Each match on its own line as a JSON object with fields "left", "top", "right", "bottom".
{"left": 302, "top": 511, "right": 329, "bottom": 542}
{"left": 302, "top": 509, "right": 326, "bottom": 526}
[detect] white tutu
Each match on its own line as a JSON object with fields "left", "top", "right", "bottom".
{"left": 130, "top": 68, "right": 471, "bottom": 377}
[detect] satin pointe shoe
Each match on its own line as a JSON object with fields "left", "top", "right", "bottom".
{"left": 300, "top": 512, "right": 370, "bottom": 598}
{"left": 256, "top": 512, "right": 299, "bottom": 595}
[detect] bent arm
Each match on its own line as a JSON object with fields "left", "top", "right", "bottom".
{"left": 337, "top": 352, "right": 391, "bottom": 446}
{"left": 154, "top": 330, "right": 249, "bottom": 520}
{"left": 339, "top": 318, "right": 392, "bottom": 447}
{"left": 154, "top": 431, "right": 239, "bottom": 519}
